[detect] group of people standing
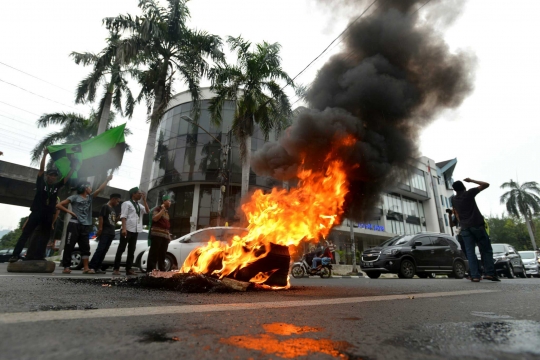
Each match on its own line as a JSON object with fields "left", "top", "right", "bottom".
{"left": 8, "top": 148, "right": 173, "bottom": 275}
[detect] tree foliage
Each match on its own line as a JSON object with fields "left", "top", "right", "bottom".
{"left": 486, "top": 214, "right": 540, "bottom": 251}
{"left": 208, "top": 36, "right": 294, "bottom": 160}
{"left": 0, "top": 217, "right": 28, "bottom": 249}
{"left": 104, "top": 0, "right": 224, "bottom": 128}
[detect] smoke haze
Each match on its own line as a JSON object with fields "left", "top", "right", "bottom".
{"left": 252, "top": 0, "right": 476, "bottom": 220}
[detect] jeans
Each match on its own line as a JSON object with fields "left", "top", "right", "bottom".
{"left": 113, "top": 231, "right": 138, "bottom": 271}
{"left": 312, "top": 257, "right": 322, "bottom": 269}
{"left": 62, "top": 222, "right": 91, "bottom": 268}
{"left": 461, "top": 225, "right": 495, "bottom": 279}
{"left": 89, "top": 233, "right": 115, "bottom": 270}
{"left": 147, "top": 237, "right": 169, "bottom": 272}
{"left": 13, "top": 211, "right": 53, "bottom": 259}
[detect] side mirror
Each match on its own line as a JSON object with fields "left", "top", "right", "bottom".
{"left": 505, "top": 252, "right": 509, "bottom": 256}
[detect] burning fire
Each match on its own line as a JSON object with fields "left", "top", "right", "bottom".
{"left": 180, "top": 137, "right": 353, "bottom": 287}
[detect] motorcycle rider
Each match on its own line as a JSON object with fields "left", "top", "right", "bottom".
{"left": 311, "top": 247, "right": 333, "bottom": 273}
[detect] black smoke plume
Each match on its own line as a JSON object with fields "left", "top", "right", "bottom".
{"left": 252, "top": 0, "right": 476, "bottom": 220}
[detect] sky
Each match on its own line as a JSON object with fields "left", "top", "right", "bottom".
{"left": 0, "top": 0, "right": 539, "bottom": 230}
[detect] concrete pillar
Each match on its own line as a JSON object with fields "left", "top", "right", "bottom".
{"left": 190, "top": 184, "right": 201, "bottom": 232}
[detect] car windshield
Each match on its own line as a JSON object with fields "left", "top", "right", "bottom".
{"left": 379, "top": 235, "right": 413, "bottom": 247}
{"left": 519, "top": 252, "right": 535, "bottom": 259}
{"left": 492, "top": 244, "right": 506, "bottom": 253}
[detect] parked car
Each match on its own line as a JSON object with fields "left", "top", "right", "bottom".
{"left": 66, "top": 230, "right": 150, "bottom": 270}
{"left": 476, "top": 243, "right": 526, "bottom": 278}
{"left": 139, "top": 227, "right": 248, "bottom": 272}
{"left": 0, "top": 248, "right": 27, "bottom": 263}
{"left": 360, "top": 232, "right": 468, "bottom": 279}
{"left": 518, "top": 251, "right": 539, "bottom": 278}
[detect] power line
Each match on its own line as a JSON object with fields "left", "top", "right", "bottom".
{"left": 0, "top": 113, "right": 37, "bottom": 128}
{"left": 0, "top": 101, "right": 41, "bottom": 117}
{"left": 0, "top": 78, "right": 78, "bottom": 109}
{"left": 0, "top": 61, "right": 73, "bottom": 93}
{"left": 286, "top": 0, "right": 380, "bottom": 86}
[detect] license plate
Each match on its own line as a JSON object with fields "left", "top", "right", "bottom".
{"left": 363, "top": 262, "right": 374, "bottom": 267}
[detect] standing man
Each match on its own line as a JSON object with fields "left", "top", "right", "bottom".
{"left": 88, "top": 193, "right": 122, "bottom": 274}
{"left": 9, "top": 148, "right": 74, "bottom": 262}
{"left": 452, "top": 178, "right": 499, "bottom": 282}
{"left": 112, "top": 187, "right": 149, "bottom": 276}
{"left": 57, "top": 175, "right": 113, "bottom": 274}
{"left": 147, "top": 195, "right": 172, "bottom": 273}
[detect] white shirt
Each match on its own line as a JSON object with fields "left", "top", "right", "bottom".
{"left": 120, "top": 201, "right": 147, "bottom": 233}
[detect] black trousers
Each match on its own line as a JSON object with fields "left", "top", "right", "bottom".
{"left": 88, "top": 233, "right": 115, "bottom": 270}
{"left": 147, "top": 237, "right": 169, "bottom": 272}
{"left": 113, "top": 231, "right": 138, "bottom": 271}
{"left": 62, "top": 222, "right": 91, "bottom": 268}
{"left": 13, "top": 211, "right": 53, "bottom": 259}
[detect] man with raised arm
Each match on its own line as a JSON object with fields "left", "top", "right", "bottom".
{"left": 56, "top": 175, "right": 113, "bottom": 274}
{"left": 9, "top": 148, "right": 74, "bottom": 263}
{"left": 112, "top": 187, "right": 149, "bottom": 276}
{"left": 452, "top": 178, "right": 499, "bottom": 282}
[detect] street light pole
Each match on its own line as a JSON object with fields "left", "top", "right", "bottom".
{"left": 181, "top": 115, "right": 229, "bottom": 226}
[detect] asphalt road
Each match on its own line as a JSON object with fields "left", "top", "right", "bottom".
{"left": 1, "top": 263, "right": 540, "bottom": 360}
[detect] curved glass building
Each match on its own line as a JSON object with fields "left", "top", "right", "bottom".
{"left": 147, "top": 88, "right": 279, "bottom": 237}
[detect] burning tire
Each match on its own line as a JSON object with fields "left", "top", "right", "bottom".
{"left": 291, "top": 265, "right": 305, "bottom": 278}
{"left": 232, "top": 243, "right": 291, "bottom": 287}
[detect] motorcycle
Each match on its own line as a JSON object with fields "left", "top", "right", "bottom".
{"left": 291, "top": 254, "right": 332, "bottom": 278}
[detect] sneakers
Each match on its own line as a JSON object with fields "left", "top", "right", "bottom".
{"left": 471, "top": 278, "right": 481, "bottom": 282}
{"left": 8, "top": 256, "right": 19, "bottom": 263}
{"left": 112, "top": 270, "right": 121, "bottom": 276}
{"left": 484, "top": 275, "right": 501, "bottom": 282}
{"left": 126, "top": 270, "right": 136, "bottom": 276}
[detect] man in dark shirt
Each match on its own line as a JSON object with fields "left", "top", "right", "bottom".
{"left": 452, "top": 178, "right": 499, "bottom": 282}
{"left": 89, "top": 193, "right": 122, "bottom": 273}
{"left": 9, "top": 148, "right": 74, "bottom": 262}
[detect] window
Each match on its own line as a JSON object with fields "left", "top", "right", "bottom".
{"left": 191, "top": 228, "right": 223, "bottom": 242}
{"left": 222, "top": 228, "right": 248, "bottom": 243}
{"left": 444, "top": 214, "right": 449, "bottom": 227}
{"left": 431, "top": 237, "right": 448, "bottom": 247}
{"left": 440, "top": 195, "right": 444, "bottom": 207}
{"left": 413, "top": 237, "right": 432, "bottom": 246}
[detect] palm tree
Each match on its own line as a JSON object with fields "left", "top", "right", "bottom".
{"left": 208, "top": 36, "right": 294, "bottom": 197}
{"left": 104, "top": 0, "right": 224, "bottom": 192}
{"left": 71, "top": 30, "right": 135, "bottom": 135}
{"left": 30, "top": 110, "right": 131, "bottom": 181}
{"left": 500, "top": 180, "right": 540, "bottom": 250}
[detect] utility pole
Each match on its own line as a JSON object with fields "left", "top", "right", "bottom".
{"left": 350, "top": 219, "right": 358, "bottom": 273}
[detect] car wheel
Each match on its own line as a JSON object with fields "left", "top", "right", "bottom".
{"left": 518, "top": 268, "right": 527, "bottom": 278}
{"left": 164, "top": 254, "right": 175, "bottom": 272}
{"left": 291, "top": 265, "right": 305, "bottom": 278}
{"left": 451, "top": 260, "right": 466, "bottom": 279}
{"left": 399, "top": 259, "right": 415, "bottom": 279}
{"left": 320, "top": 267, "right": 331, "bottom": 278}
{"left": 70, "top": 251, "right": 83, "bottom": 270}
{"left": 366, "top": 271, "right": 381, "bottom": 279}
{"left": 506, "top": 265, "right": 515, "bottom": 279}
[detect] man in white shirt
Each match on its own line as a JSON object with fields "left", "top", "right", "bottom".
{"left": 112, "top": 186, "right": 149, "bottom": 275}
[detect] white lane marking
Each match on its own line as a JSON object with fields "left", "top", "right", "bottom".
{"left": 0, "top": 290, "right": 496, "bottom": 324}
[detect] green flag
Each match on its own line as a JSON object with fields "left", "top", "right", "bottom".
{"left": 47, "top": 124, "right": 126, "bottom": 180}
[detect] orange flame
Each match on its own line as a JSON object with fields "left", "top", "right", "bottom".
{"left": 180, "top": 137, "right": 353, "bottom": 288}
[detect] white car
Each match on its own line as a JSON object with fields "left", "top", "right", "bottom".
{"left": 68, "top": 230, "right": 150, "bottom": 270}
{"left": 139, "top": 227, "right": 248, "bottom": 272}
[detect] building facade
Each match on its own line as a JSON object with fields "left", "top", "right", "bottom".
{"left": 147, "top": 88, "right": 279, "bottom": 236}
{"left": 329, "top": 156, "right": 458, "bottom": 263}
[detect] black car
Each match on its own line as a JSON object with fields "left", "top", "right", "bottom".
{"left": 476, "top": 243, "right": 526, "bottom": 279}
{"left": 0, "top": 248, "right": 27, "bottom": 262}
{"left": 360, "top": 233, "right": 468, "bottom": 279}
